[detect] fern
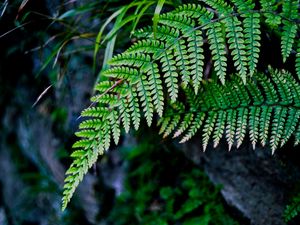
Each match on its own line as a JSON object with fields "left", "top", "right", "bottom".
{"left": 160, "top": 69, "right": 300, "bottom": 152}
{"left": 260, "top": 0, "right": 282, "bottom": 28}
{"left": 281, "top": 0, "right": 299, "bottom": 62}
{"left": 62, "top": 1, "right": 300, "bottom": 210}
{"left": 202, "top": 0, "right": 248, "bottom": 82}
{"left": 233, "top": 0, "right": 260, "bottom": 75}
{"left": 285, "top": 192, "right": 300, "bottom": 222}
{"left": 296, "top": 41, "right": 300, "bottom": 79}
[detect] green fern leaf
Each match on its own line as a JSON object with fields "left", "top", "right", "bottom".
{"left": 62, "top": 143, "right": 104, "bottom": 210}
{"left": 202, "top": 111, "right": 217, "bottom": 150}
{"left": 128, "top": 85, "right": 141, "bottom": 130}
{"left": 256, "top": 74, "right": 279, "bottom": 104}
{"left": 271, "top": 68, "right": 293, "bottom": 105}
{"left": 212, "top": 111, "right": 227, "bottom": 148}
{"left": 134, "top": 25, "right": 179, "bottom": 41}
{"left": 173, "top": 113, "right": 194, "bottom": 138}
{"left": 103, "top": 122, "right": 111, "bottom": 150}
{"left": 72, "top": 139, "right": 91, "bottom": 149}
{"left": 173, "top": 4, "right": 213, "bottom": 20}
{"left": 62, "top": 0, "right": 300, "bottom": 210}
{"left": 296, "top": 42, "right": 300, "bottom": 79}
{"left": 109, "top": 52, "right": 152, "bottom": 68}
{"left": 159, "top": 13, "right": 195, "bottom": 33}
{"left": 158, "top": 116, "right": 171, "bottom": 135}
{"left": 201, "top": 0, "right": 232, "bottom": 15}
{"left": 281, "top": 21, "right": 297, "bottom": 62}
{"left": 243, "top": 12, "right": 260, "bottom": 75}
{"left": 246, "top": 81, "right": 264, "bottom": 105}
{"left": 126, "top": 39, "right": 165, "bottom": 57}
{"left": 161, "top": 50, "right": 179, "bottom": 102}
{"left": 270, "top": 107, "right": 288, "bottom": 153}
{"left": 232, "top": 0, "right": 260, "bottom": 75}
{"left": 236, "top": 107, "right": 249, "bottom": 148}
{"left": 249, "top": 106, "right": 261, "bottom": 149}
{"left": 231, "top": 78, "right": 250, "bottom": 106}
{"left": 295, "top": 123, "right": 300, "bottom": 146}
{"left": 145, "top": 63, "right": 164, "bottom": 116}
{"left": 205, "top": 22, "right": 227, "bottom": 84}
{"left": 119, "top": 98, "right": 132, "bottom": 133}
{"left": 186, "top": 30, "right": 204, "bottom": 93}
{"left": 259, "top": 106, "right": 272, "bottom": 147}
{"left": 163, "top": 115, "right": 181, "bottom": 138}
{"left": 281, "top": 108, "right": 300, "bottom": 147}
{"left": 226, "top": 109, "right": 237, "bottom": 150}
{"left": 284, "top": 193, "right": 300, "bottom": 222}
{"left": 137, "top": 74, "right": 154, "bottom": 126}
{"left": 281, "top": 0, "right": 299, "bottom": 62}
{"left": 180, "top": 112, "right": 205, "bottom": 143}
{"left": 201, "top": 0, "right": 248, "bottom": 81}
{"left": 224, "top": 16, "right": 248, "bottom": 82}
{"left": 109, "top": 111, "right": 121, "bottom": 145}
{"left": 173, "top": 38, "right": 191, "bottom": 89}
{"left": 260, "top": 0, "right": 281, "bottom": 28}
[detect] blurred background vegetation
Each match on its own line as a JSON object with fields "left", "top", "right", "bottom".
{"left": 1, "top": 0, "right": 300, "bottom": 225}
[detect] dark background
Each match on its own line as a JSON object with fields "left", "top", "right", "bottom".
{"left": 1, "top": 1, "right": 300, "bottom": 225}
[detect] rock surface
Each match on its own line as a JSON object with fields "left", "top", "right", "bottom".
{"left": 182, "top": 140, "right": 300, "bottom": 225}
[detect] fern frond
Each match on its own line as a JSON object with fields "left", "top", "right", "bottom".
{"left": 281, "top": 0, "right": 299, "bottom": 62}
{"left": 259, "top": 106, "right": 272, "bottom": 147}
{"left": 109, "top": 52, "right": 152, "bottom": 68}
{"left": 256, "top": 74, "right": 279, "bottom": 104}
{"left": 205, "top": 22, "right": 227, "bottom": 84}
{"left": 163, "top": 114, "right": 181, "bottom": 138}
{"left": 271, "top": 68, "right": 293, "bottom": 104}
{"left": 235, "top": 0, "right": 261, "bottom": 76}
{"left": 180, "top": 112, "right": 205, "bottom": 143}
{"left": 281, "top": 108, "right": 300, "bottom": 147}
{"left": 173, "top": 113, "right": 194, "bottom": 138}
{"left": 246, "top": 81, "right": 264, "bottom": 105}
{"left": 63, "top": 0, "right": 300, "bottom": 210}
{"left": 137, "top": 74, "right": 154, "bottom": 126}
{"left": 201, "top": 0, "right": 232, "bottom": 15}
{"left": 62, "top": 137, "right": 104, "bottom": 210}
{"left": 173, "top": 39, "right": 191, "bottom": 89}
{"left": 270, "top": 107, "right": 288, "bottom": 153}
{"left": 109, "top": 111, "right": 121, "bottom": 145}
{"left": 158, "top": 116, "right": 171, "bottom": 135}
{"left": 224, "top": 16, "right": 248, "bottom": 82}
{"left": 160, "top": 69, "right": 300, "bottom": 154}
{"left": 296, "top": 123, "right": 300, "bottom": 145}
{"left": 146, "top": 63, "right": 164, "bottom": 116}
{"left": 236, "top": 107, "right": 248, "bottom": 148}
{"left": 158, "top": 13, "right": 204, "bottom": 92}
{"left": 284, "top": 193, "right": 300, "bottom": 222}
{"left": 172, "top": 3, "right": 213, "bottom": 20}
{"left": 231, "top": 77, "right": 250, "bottom": 106}
{"left": 134, "top": 25, "right": 179, "bottom": 41}
{"left": 201, "top": 0, "right": 248, "bottom": 81}
{"left": 128, "top": 85, "right": 141, "bottom": 130}
{"left": 159, "top": 13, "right": 195, "bottom": 33}
{"left": 249, "top": 106, "right": 261, "bottom": 150}
{"left": 126, "top": 39, "right": 165, "bottom": 56}
{"left": 226, "top": 109, "right": 237, "bottom": 150}
{"left": 186, "top": 30, "right": 204, "bottom": 92}
{"left": 213, "top": 111, "right": 227, "bottom": 148}
{"left": 296, "top": 42, "right": 300, "bottom": 79}
{"left": 202, "top": 111, "right": 217, "bottom": 151}
{"left": 259, "top": 0, "right": 281, "bottom": 28}
{"left": 281, "top": 21, "right": 297, "bottom": 62}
